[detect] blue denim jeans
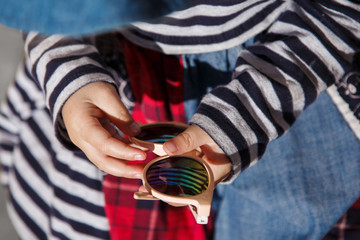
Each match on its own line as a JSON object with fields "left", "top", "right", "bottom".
{"left": 213, "top": 92, "right": 360, "bottom": 240}
{"left": 182, "top": 47, "right": 360, "bottom": 240}
{"left": 182, "top": 44, "right": 246, "bottom": 121}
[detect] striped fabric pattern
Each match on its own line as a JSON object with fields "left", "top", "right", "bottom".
{"left": 0, "top": 63, "right": 110, "bottom": 239}
{"left": 0, "top": 0, "right": 359, "bottom": 238}
{"left": 189, "top": 0, "right": 360, "bottom": 179}
{"left": 122, "top": 0, "right": 287, "bottom": 54}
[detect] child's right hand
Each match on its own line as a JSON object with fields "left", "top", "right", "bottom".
{"left": 61, "top": 81, "right": 147, "bottom": 179}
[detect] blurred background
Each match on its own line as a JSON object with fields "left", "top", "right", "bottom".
{"left": 0, "top": 24, "right": 24, "bottom": 239}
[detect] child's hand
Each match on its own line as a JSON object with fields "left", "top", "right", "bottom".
{"left": 62, "top": 81, "right": 147, "bottom": 179}
{"left": 164, "top": 124, "right": 232, "bottom": 185}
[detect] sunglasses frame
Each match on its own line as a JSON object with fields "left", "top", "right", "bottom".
{"left": 129, "top": 122, "right": 189, "bottom": 156}
{"left": 131, "top": 122, "right": 215, "bottom": 224}
{"left": 134, "top": 152, "right": 214, "bottom": 224}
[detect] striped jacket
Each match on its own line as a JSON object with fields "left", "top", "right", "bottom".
{"left": 25, "top": 0, "right": 360, "bottom": 179}
{"left": 1, "top": 0, "right": 359, "bottom": 239}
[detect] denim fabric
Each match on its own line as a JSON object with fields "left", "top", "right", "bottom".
{"left": 213, "top": 92, "right": 360, "bottom": 240}
{"left": 182, "top": 46, "right": 360, "bottom": 240}
{"left": 182, "top": 44, "right": 244, "bottom": 121}
{"left": 0, "top": 0, "right": 191, "bottom": 35}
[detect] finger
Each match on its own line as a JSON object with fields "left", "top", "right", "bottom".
{"left": 166, "top": 202, "right": 187, "bottom": 207}
{"left": 138, "top": 185, "right": 147, "bottom": 192}
{"left": 91, "top": 82, "right": 141, "bottom": 136}
{"left": 99, "top": 117, "right": 121, "bottom": 137}
{"left": 163, "top": 124, "right": 209, "bottom": 155}
{"left": 83, "top": 143, "right": 146, "bottom": 178}
{"left": 200, "top": 144, "right": 232, "bottom": 185}
{"left": 101, "top": 118, "right": 145, "bottom": 149}
{"left": 200, "top": 144, "right": 229, "bottom": 165}
{"left": 76, "top": 117, "right": 147, "bottom": 161}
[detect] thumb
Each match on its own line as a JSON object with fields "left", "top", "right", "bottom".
{"left": 163, "top": 124, "right": 207, "bottom": 155}
{"left": 92, "top": 82, "right": 141, "bottom": 136}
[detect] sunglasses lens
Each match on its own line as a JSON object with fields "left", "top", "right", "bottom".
{"left": 136, "top": 124, "right": 186, "bottom": 143}
{"left": 146, "top": 156, "right": 209, "bottom": 197}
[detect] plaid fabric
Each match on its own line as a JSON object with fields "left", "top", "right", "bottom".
{"left": 102, "top": 39, "right": 213, "bottom": 240}
{"left": 124, "top": 38, "right": 186, "bottom": 124}
{"left": 322, "top": 197, "right": 360, "bottom": 240}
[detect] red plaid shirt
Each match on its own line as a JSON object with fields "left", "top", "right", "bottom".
{"left": 102, "top": 39, "right": 213, "bottom": 240}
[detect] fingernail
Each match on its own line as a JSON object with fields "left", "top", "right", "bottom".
{"left": 164, "top": 141, "right": 177, "bottom": 153}
{"left": 134, "top": 171, "right": 143, "bottom": 179}
{"left": 129, "top": 122, "right": 141, "bottom": 135}
{"left": 134, "top": 154, "right": 145, "bottom": 160}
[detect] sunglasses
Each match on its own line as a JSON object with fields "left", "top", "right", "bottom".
{"left": 130, "top": 122, "right": 214, "bottom": 224}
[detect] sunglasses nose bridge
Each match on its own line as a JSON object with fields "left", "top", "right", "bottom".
{"left": 152, "top": 144, "right": 167, "bottom": 156}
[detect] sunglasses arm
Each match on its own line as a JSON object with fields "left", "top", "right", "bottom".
{"left": 189, "top": 203, "right": 211, "bottom": 224}
{"left": 134, "top": 191, "right": 211, "bottom": 224}
{"left": 134, "top": 191, "right": 159, "bottom": 200}
{"left": 189, "top": 188, "right": 213, "bottom": 224}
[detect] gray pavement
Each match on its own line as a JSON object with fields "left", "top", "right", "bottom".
{"left": 0, "top": 24, "right": 24, "bottom": 240}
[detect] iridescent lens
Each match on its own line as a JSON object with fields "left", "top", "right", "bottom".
{"left": 146, "top": 156, "right": 208, "bottom": 197}
{"left": 136, "top": 124, "right": 186, "bottom": 143}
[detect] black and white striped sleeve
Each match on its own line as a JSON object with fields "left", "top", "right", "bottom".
{"left": 190, "top": 0, "right": 360, "bottom": 181}
{"left": 24, "top": 32, "right": 117, "bottom": 148}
